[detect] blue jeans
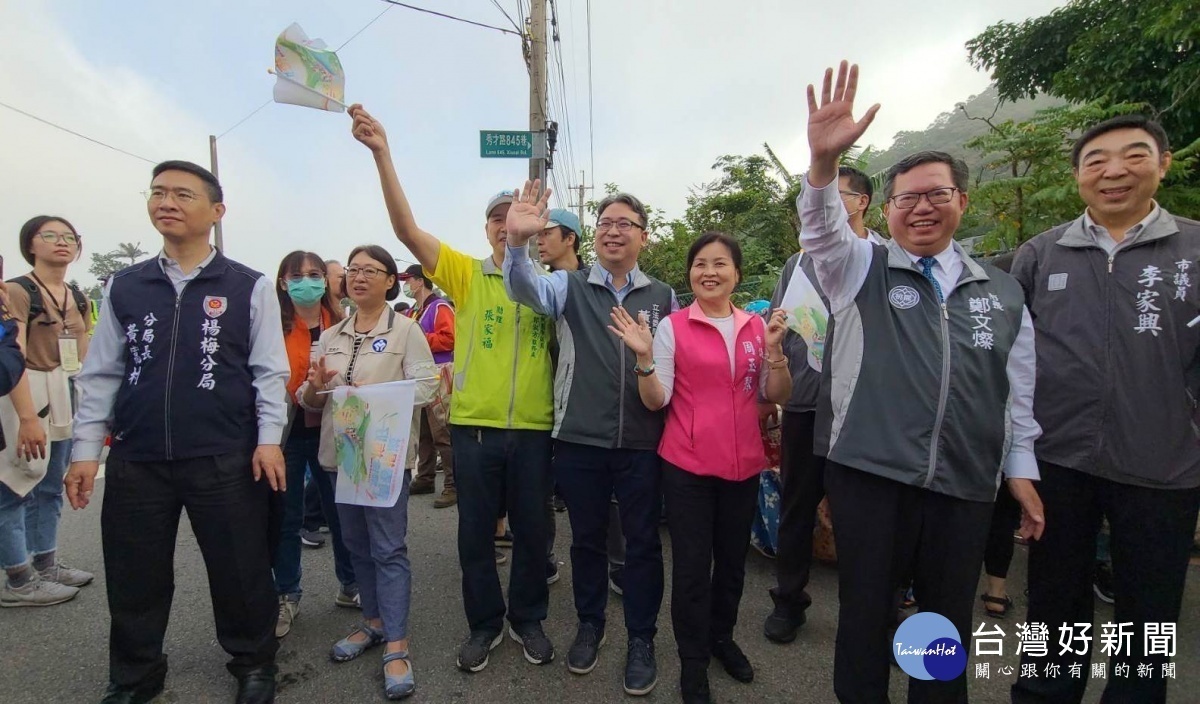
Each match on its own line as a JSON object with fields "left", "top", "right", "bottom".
{"left": 555, "top": 440, "right": 664, "bottom": 640}
{"left": 453, "top": 426, "right": 553, "bottom": 634}
{"left": 337, "top": 472, "right": 412, "bottom": 642}
{"left": 0, "top": 439, "right": 71, "bottom": 569}
{"left": 272, "top": 429, "right": 355, "bottom": 597}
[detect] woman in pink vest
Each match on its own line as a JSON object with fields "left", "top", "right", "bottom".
{"left": 609, "top": 231, "right": 791, "bottom": 704}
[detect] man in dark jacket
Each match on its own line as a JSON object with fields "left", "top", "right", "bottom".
{"left": 1011, "top": 114, "right": 1200, "bottom": 704}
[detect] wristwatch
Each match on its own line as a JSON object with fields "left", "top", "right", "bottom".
{"left": 633, "top": 361, "right": 656, "bottom": 377}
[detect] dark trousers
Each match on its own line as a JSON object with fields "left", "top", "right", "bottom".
{"left": 102, "top": 451, "right": 278, "bottom": 686}
{"left": 662, "top": 463, "right": 759, "bottom": 663}
{"left": 452, "top": 425, "right": 553, "bottom": 633}
{"left": 555, "top": 440, "right": 664, "bottom": 640}
{"left": 1012, "top": 462, "right": 1200, "bottom": 704}
{"left": 273, "top": 429, "right": 355, "bottom": 596}
{"left": 825, "top": 461, "right": 992, "bottom": 704}
{"left": 302, "top": 471, "right": 325, "bottom": 531}
{"left": 983, "top": 481, "right": 1020, "bottom": 579}
{"left": 414, "top": 406, "right": 455, "bottom": 490}
{"left": 771, "top": 410, "right": 826, "bottom": 615}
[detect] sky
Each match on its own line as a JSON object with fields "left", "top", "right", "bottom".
{"left": 0, "top": 0, "right": 1069, "bottom": 295}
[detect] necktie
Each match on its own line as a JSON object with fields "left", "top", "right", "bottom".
{"left": 918, "top": 256, "right": 944, "bottom": 303}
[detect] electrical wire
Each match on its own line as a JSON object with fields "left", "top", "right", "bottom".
{"left": 0, "top": 100, "right": 156, "bottom": 164}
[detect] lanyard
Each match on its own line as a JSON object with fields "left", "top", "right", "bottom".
{"left": 29, "top": 272, "right": 70, "bottom": 327}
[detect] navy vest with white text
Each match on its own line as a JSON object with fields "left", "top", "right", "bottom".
{"left": 107, "top": 252, "right": 261, "bottom": 461}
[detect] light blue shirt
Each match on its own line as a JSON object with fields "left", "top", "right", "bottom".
{"left": 71, "top": 247, "right": 290, "bottom": 462}
{"left": 502, "top": 242, "right": 678, "bottom": 318}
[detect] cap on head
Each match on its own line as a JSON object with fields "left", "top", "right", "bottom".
{"left": 398, "top": 263, "right": 430, "bottom": 284}
{"left": 545, "top": 208, "right": 581, "bottom": 236}
{"left": 485, "top": 191, "right": 514, "bottom": 218}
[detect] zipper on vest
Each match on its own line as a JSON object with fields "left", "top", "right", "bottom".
{"left": 617, "top": 343, "right": 626, "bottom": 447}
{"left": 924, "top": 302, "right": 952, "bottom": 488}
{"left": 507, "top": 305, "right": 522, "bottom": 427}
{"left": 163, "top": 290, "right": 184, "bottom": 460}
{"left": 1108, "top": 255, "right": 1115, "bottom": 273}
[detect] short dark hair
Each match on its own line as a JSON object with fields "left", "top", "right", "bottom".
{"left": 686, "top": 231, "right": 743, "bottom": 286}
{"left": 883, "top": 151, "right": 969, "bottom": 200}
{"left": 596, "top": 192, "right": 649, "bottom": 229}
{"left": 393, "top": 301, "right": 411, "bottom": 313}
{"left": 549, "top": 225, "right": 581, "bottom": 254}
{"left": 838, "top": 166, "right": 873, "bottom": 203}
{"left": 152, "top": 160, "right": 223, "bottom": 203}
{"left": 347, "top": 244, "right": 401, "bottom": 300}
{"left": 1071, "top": 114, "right": 1170, "bottom": 168}
{"left": 19, "top": 215, "right": 82, "bottom": 266}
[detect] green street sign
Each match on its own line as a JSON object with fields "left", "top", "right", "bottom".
{"left": 480, "top": 130, "right": 534, "bottom": 158}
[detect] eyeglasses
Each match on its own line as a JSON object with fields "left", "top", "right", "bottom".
{"left": 345, "top": 266, "right": 388, "bottom": 280}
{"left": 839, "top": 190, "right": 865, "bottom": 200}
{"left": 887, "top": 187, "right": 959, "bottom": 210}
{"left": 596, "top": 219, "right": 644, "bottom": 234}
{"left": 36, "top": 231, "right": 80, "bottom": 245}
{"left": 285, "top": 272, "right": 325, "bottom": 282}
{"left": 144, "top": 187, "right": 203, "bottom": 205}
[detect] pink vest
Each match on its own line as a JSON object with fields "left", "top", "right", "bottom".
{"left": 658, "top": 304, "right": 769, "bottom": 481}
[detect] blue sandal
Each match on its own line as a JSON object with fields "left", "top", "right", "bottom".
{"left": 383, "top": 650, "right": 415, "bottom": 700}
{"left": 330, "top": 623, "right": 385, "bottom": 662}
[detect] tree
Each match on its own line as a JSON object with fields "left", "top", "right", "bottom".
{"left": 113, "top": 242, "right": 148, "bottom": 266}
{"left": 966, "top": 0, "right": 1200, "bottom": 148}
{"left": 88, "top": 252, "right": 126, "bottom": 281}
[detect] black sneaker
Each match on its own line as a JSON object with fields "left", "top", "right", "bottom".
{"left": 567, "top": 622, "right": 606, "bottom": 674}
{"left": 609, "top": 567, "right": 624, "bottom": 597}
{"left": 494, "top": 530, "right": 514, "bottom": 548}
{"left": 763, "top": 602, "right": 806, "bottom": 643}
{"left": 552, "top": 495, "right": 567, "bottom": 512}
{"left": 299, "top": 529, "right": 326, "bottom": 548}
{"left": 509, "top": 621, "right": 555, "bottom": 665}
{"left": 456, "top": 630, "right": 503, "bottom": 673}
{"left": 624, "top": 637, "right": 658, "bottom": 696}
{"left": 1094, "top": 561, "right": 1115, "bottom": 604}
{"left": 712, "top": 639, "right": 754, "bottom": 682}
{"left": 546, "top": 561, "right": 560, "bottom": 586}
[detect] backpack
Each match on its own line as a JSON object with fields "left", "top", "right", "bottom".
{"left": 8, "top": 276, "right": 89, "bottom": 325}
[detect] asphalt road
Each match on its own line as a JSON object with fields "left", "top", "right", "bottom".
{"left": 2, "top": 473, "right": 1197, "bottom": 703}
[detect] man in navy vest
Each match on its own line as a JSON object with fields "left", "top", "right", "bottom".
{"left": 398, "top": 263, "right": 457, "bottom": 507}
{"left": 65, "top": 161, "right": 290, "bottom": 704}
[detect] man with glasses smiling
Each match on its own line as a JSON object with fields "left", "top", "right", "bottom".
{"left": 797, "top": 62, "right": 1044, "bottom": 703}
{"left": 64, "top": 160, "right": 289, "bottom": 704}
{"left": 504, "top": 184, "right": 676, "bottom": 696}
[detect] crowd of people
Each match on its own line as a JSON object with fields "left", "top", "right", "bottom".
{"left": 0, "top": 60, "right": 1196, "bottom": 704}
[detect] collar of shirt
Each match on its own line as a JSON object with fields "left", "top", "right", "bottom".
{"left": 904, "top": 241, "right": 964, "bottom": 296}
{"left": 158, "top": 246, "right": 217, "bottom": 287}
{"left": 1082, "top": 202, "right": 1160, "bottom": 252}
{"left": 592, "top": 261, "right": 640, "bottom": 295}
{"left": 866, "top": 230, "right": 885, "bottom": 245}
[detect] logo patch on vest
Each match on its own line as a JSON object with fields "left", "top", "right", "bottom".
{"left": 1048, "top": 273, "right": 1068, "bottom": 291}
{"left": 203, "top": 296, "right": 228, "bottom": 318}
{"left": 372, "top": 338, "right": 388, "bottom": 353}
{"left": 888, "top": 286, "right": 920, "bottom": 310}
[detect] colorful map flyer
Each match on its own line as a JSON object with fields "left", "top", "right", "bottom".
{"left": 331, "top": 380, "right": 418, "bottom": 508}
{"left": 779, "top": 253, "right": 829, "bottom": 372}
{"left": 272, "top": 23, "right": 347, "bottom": 112}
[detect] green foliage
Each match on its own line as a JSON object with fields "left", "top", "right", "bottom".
{"left": 967, "top": 0, "right": 1200, "bottom": 147}
{"left": 88, "top": 242, "right": 150, "bottom": 282}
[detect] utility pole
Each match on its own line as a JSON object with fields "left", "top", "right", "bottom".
{"left": 527, "top": 0, "right": 548, "bottom": 184}
{"left": 209, "top": 134, "right": 224, "bottom": 251}
{"left": 569, "top": 170, "right": 593, "bottom": 223}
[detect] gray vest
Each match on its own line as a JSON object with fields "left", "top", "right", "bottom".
{"left": 816, "top": 240, "right": 1025, "bottom": 502}
{"left": 554, "top": 266, "right": 674, "bottom": 450}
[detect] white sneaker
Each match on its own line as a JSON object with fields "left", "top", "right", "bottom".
{"left": 1, "top": 577, "right": 80, "bottom": 607}
{"left": 37, "top": 560, "right": 94, "bottom": 587}
{"left": 275, "top": 597, "right": 300, "bottom": 638}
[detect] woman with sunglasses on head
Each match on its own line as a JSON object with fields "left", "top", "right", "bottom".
{"left": 271, "top": 251, "right": 361, "bottom": 638}
{"left": 298, "top": 245, "right": 438, "bottom": 700}
{"left": 610, "top": 232, "right": 791, "bottom": 704}
{"left": 0, "top": 216, "right": 94, "bottom": 607}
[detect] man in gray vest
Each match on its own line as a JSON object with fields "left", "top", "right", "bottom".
{"left": 503, "top": 183, "right": 675, "bottom": 697}
{"left": 799, "top": 61, "right": 1045, "bottom": 703}
{"left": 1011, "top": 115, "right": 1200, "bottom": 704}
{"left": 762, "top": 166, "right": 884, "bottom": 644}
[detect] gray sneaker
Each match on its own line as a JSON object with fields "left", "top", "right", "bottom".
{"left": 335, "top": 586, "right": 362, "bottom": 609}
{"left": 275, "top": 597, "right": 300, "bottom": 638}
{"left": 1, "top": 577, "right": 80, "bottom": 607}
{"left": 37, "top": 560, "right": 94, "bottom": 587}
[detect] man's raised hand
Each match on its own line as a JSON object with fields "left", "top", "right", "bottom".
{"left": 505, "top": 179, "right": 552, "bottom": 247}
{"left": 807, "top": 61, "right": 880, "bottom": 185}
